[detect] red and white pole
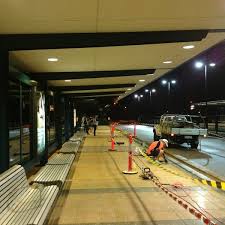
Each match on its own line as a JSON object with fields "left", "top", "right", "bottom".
{"left": 108, "top": 137, "right": 116, "bottom": 151}
{"left": 133, "top": 123, "right": 137, "bottom": 138}
{"left": 123, "top": 133, "right": 138, "bottom": 174}
{"left": 111, "top": 123, "right": 115, "bottom": 138}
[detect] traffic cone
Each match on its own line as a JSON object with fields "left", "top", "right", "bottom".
{"left": 108, "top": 137, "right": 117, "bottom": 151}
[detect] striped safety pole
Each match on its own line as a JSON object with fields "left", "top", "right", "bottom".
{"left": 123, "top": 133, "right": 138, "bottom": 174}
{"left": 133, "top": 123, "right": 137, "bottom": 138}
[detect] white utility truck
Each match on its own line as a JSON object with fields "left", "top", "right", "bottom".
{"left": 155, "top": 114, "right": 207, "bottom": 148}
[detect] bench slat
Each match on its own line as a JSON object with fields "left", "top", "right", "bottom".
{"left": 0, "top": 166, "right": 28, "bottom": 214}
{"left": 0, "top": 185, "right": 59, "bottom": 225}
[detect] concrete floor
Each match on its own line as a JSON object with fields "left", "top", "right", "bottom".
{"left": 47, "top": 126, "right": 225, "bottom": 225}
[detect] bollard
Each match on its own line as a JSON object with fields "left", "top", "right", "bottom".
{"left": 108, "top": 137, "right": 116, "bottom": 151}
{"left": 134, "top": 123, "right": 137, "bottom": 138}
{"left": 111, "top": 123, "right": 115, "bottom": 138}
{"left": 123, "top": 133, "right": 138, "bottom": 174}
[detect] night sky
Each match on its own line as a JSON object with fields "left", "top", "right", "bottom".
{"left": 111, "top": 40, "right": 225, "bottom": 122}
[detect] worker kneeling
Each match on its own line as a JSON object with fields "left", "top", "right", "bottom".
{"left": 146, "top": 139, "right": 168, "bottom": 163}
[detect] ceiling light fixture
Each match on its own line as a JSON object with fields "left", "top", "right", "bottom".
{"left": 183, "top": 45, "right": 195, "bottom": 49}
{"left": 139, "top": 79, "right": 145, "bottom": 82}
{"left": 65, "top": 80, "right": 71, "bottom": 82}
{"left": 127, "top": 88, "right": 132, "bottom": 91}
{"left": 163, "top": 61, "right": 172, "bottom": 64}
{"left": 48, "top": 57, "right": 58, "bottom": 62}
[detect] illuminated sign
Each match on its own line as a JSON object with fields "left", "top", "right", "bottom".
{"left": 37, "top": 92, "right": 45, "bottom": 153}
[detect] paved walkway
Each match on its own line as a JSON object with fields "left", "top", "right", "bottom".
{"left": 47, "top": 126, "right": 225, "bottom": 225}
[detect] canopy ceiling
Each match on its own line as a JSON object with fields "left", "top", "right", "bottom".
{"left": 2, "top": 0, "right": 225, "bottom": 102}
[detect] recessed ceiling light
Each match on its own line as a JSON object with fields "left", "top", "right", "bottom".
{"left": 147, "top": 73, "right": 154, "bottom": 76}
{"left": 127, "top": 88, "right": 132, "bottom": 91}
{"left": 163, "top": 61, "right": 172, "bottom": 64}
{"left": 65, "top": 80, "right": 71, "bottom": 82}
{"left": 145, "top": 89, "right": 149, "bottom": 92}
{"left": 183, "top": 45, "right": 195, "bottom": 49}
{"left": 48, "top": 57, "right": 58, "bottom": 62}
{"left": 139, "top": 79, "right": 145, "bottom": 82}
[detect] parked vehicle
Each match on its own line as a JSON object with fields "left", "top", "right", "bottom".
{"left": 155, "top": 114, "right": 207, "bottom": 148}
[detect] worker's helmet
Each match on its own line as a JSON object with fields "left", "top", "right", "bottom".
{"left": 160, "top": 139, "right": 168, "bottom": 147}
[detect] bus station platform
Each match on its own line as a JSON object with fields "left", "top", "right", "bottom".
{"left": 47, "top": 126, "right": 225, "bottom": 225}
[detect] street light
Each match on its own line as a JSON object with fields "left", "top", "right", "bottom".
{"left": 134, "top": 94, "right": 141, "bottom": 101}
{"left": 161, "top": 79, "right": 177, "bottom": 111}
{"left": 149, "top": 88, "right": 156, "bottom": 104}
{"left": 195, "top": 61, "right": 216, "bottom": 128}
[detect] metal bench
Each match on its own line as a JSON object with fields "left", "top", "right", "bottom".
{"left": 32, "top": 164, "right": 71, "bottom": 187}
{"left": 59, "top": 142, "right": 79, "bottom": 154}
{"left": 47, "top": 153, "right": 75, "bottom": 165}
{"left": 0, "top": 165, "right": 59, "bottom": 225}
{"left": 69, "top": 131, "right": 86, "bottom": 142}
{"left": 69, "top": 136, "right": 82, "bottom": 142}
{"left": 32, "top": 153, "right": 75, "bottom": 187}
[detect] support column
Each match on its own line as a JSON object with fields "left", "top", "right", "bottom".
{"left": 55, "top": 92, "right": 62, "bottom": 149}
{"left": 30, "top": 85, "right": 38, "bottom": 160}
{"left": 0, "top": 50, "right": 9, "bottom": 173}
{"left": 64, "top": 97, "right": 70, "bottom": 141}
{"left": 70, "top": 100, "right": 75, "bottom": 136}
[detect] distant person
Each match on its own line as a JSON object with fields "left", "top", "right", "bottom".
{"left": 146, "top": 139, "right": 168, "bottom": 163}
{"left": 84, "top": 117, "right": 90, "bottom": 134}
{"left": 92, "top": 116, "right": 99, "bottom": 136}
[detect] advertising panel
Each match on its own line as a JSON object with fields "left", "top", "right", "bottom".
{"left": 37, "top": 91, "right": 45, "bottom": 153}
{"left": 73, "top": 109, "right": 76, "bottom": 127}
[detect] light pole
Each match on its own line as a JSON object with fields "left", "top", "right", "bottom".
{"left": 195, "top": 61, "right": 216, "bottom": 128}
{"left": 134, "top": 94, "right": 143, "bottom": 102}
{"left": 161, "top": 79, "right": 176, "bottom": 112}
{"left": 149, "top": 89, "right": 156, "bottom": 104}
{"left": 145, "top": 88, "right": 156, "bottom": 104}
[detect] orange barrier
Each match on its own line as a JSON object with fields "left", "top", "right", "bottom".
{"left": 108, "top": 137, "right": 116, "bottom": 151}
{"left": 123, "top": 134, "right": 138, "bottom": 175}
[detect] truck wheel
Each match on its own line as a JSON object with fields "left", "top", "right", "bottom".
{"left": 191, "top": 142, "right": 199, "bottom": 149}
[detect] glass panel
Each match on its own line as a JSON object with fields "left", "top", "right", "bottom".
{"left": 8, "top": 80, "right": 21, "bottom": 165}
{"left": 21, "top": 83, "right": 31, "bottom": 161}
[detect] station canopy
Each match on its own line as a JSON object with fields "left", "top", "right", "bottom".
{"left": 1, "top": 0, "right": 225, "bottom": 103}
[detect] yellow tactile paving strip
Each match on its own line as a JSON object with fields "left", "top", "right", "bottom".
{"left": 47, "top": 126, "right": 225, "bottom": 225}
